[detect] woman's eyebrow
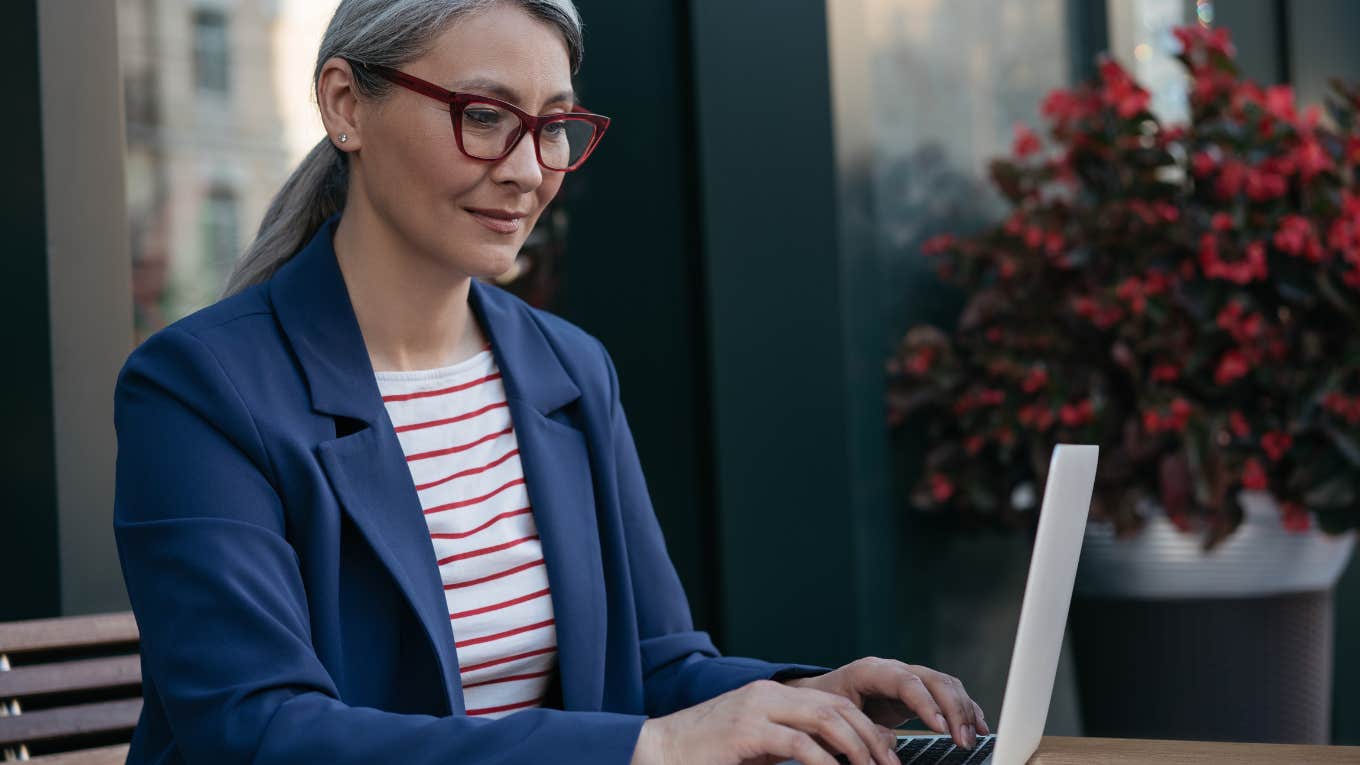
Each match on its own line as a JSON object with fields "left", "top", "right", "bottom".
{"left": 450, "top": 77, "right": 576, "bottom": 108}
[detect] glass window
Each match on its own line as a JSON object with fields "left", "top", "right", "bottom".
{"left": 830, "top": 0, "right": 1077, "bottom": 332}
{"left": 193, "top": 8, "right": 231, "bottom": 95}
{"left": 201, "top": 187, "right": 241, "bottom": 285}
{"left": 1107, "top": 0, "right": 1192, "bottom": 123}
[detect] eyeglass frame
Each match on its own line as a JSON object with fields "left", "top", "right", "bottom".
{"left": 344, "top": 58, "right": 611, "bottom": 172}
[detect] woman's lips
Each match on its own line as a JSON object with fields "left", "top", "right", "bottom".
{"left": 466, "top": 209, "right": 524, "bottom": 235}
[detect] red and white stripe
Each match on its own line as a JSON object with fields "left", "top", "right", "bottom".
{"left": 376, "top": 345, "right": 557, "bottom": 719}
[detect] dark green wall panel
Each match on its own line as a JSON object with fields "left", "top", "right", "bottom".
{"left": 563, "top": 0, "right": 719, "bottom": 633}
{"left": 1, "top": 0, "right": 60, "bottom": 621}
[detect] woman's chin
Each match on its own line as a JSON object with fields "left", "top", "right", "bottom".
{"left": 457, "top": 246, "right": 523, "bottom": 282}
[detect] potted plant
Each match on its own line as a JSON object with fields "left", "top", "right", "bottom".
{"left": 885, "top": 25, "right": 1360, "bottom": 744}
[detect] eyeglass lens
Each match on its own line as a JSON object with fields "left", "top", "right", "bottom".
{"left": 459, "top": 102, "right": 598, "bottom": 170}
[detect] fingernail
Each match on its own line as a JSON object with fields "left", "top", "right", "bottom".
{"left": 935, "top": 714, "right": 947, "bottom": 731}
{"left": 967, "top": 724, "right": 977, "bottom": 748}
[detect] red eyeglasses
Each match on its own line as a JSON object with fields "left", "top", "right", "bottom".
{"left": 347, "top": 59, "right": 610, "bottom": 172}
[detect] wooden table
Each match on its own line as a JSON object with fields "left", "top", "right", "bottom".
{"left": 1026, "top": 735, "right": 1360, "bottom": 763}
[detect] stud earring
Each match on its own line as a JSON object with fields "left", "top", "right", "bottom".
{"left": 338, "top": 133, "right": 349, "bottom": 144}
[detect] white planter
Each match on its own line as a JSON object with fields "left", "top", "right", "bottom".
{"left": 1076, "top": 491, "right": 1357, "bottom": 599}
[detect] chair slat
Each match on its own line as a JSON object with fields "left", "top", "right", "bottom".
{"left": 0, "top": 613, "right": 138, "bottom": 655}
{"left": 0, "top": 655, "right": 141, "bottom": 698}
{"left": 0, "top": 698, "right": 142, "bottom": 748}
{"left": 21, "top": 743, "right": 131, "bottom": 764}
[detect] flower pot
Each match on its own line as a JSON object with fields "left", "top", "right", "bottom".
{"left": 1069, "top": 492, "right": 1356, "bottom": 743}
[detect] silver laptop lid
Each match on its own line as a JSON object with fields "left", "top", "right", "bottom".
{"left": 990, "top": 444, "right": 1097, "bottom": 765}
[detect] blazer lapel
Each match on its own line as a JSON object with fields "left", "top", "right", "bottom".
{"left": 269, "top": 217, "right": 608, "bottom": 715}
{"left": 470, "top": 279, "right": 609, "bottom": 712}
{"left": 269, "top": 218, "right": 463, "bottom": 712}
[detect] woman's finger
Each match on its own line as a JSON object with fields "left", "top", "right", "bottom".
{"left": 755, "top": 721, "right": 839, "bottom": 765}
{"left": 886, "top": 670, "right": 948, "bottom": 735}
{"left": 764, "top": 686, "right": 897, "bottom": 765}
{"left": 916, "top": 669, "right": 978, "bottom": 749}
{"left": 973, "top": 700, "right": 991, "bottom": 736}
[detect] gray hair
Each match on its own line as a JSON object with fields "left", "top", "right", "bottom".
{"left": 222, "top": 0, "right": 583, "bottom": 297}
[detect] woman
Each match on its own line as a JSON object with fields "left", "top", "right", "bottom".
{"left": 112, "top": 1, "right": 987, "bottom": 763}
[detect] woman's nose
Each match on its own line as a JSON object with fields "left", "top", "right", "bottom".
{"left": 491, "top": 129, "right": 545, "bottom": 190}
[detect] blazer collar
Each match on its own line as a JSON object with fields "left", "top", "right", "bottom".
{"left": 267, "top": 214, "right": 580, "bottom": 425}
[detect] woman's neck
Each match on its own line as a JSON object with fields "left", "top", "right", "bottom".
{"left": 332, "top": 203, "right": 488, "bottom": 373}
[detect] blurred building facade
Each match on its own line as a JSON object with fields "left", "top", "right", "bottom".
{"left": 117, "top": 0, "right": 335, "bottom": 342}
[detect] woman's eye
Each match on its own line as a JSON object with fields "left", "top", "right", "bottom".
{"left": 464, "top": 109, "right": 501, "bottom": 127}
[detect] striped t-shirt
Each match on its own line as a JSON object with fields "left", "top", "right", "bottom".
{"left": 375, "top": 344, "right": 557, "bottom": 719}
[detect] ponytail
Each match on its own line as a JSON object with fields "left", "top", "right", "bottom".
{"left": 221, "top": 137, "right": 347, "bottom": 297}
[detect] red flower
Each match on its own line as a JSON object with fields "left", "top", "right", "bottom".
{"left": 921, "top": 234, "right": 956, "bottom": 256}
{"left": 1072, "top": 295, "right": 1126, "bottom": 329}
{"left": 1274, "top": 215, "right": 1322, "bottom": 262}
{"left": 1059, "top": 398, "right": 1095, "bottom": 427}
{"left": 1264, "top": 85, "right": 1297, "bottom": 123}
{"left": 905, "top": 346, "right": 937, "bottom": 376}
{"left": 1012, "top": 122, "right": 1042, "bottom": 158}
{"left": 1198, "top": 232, "right": 1220, "bottom": 270}
{"left": 1192, "top": 150, "right": 1218, "bottom": 177}
{"left": 1324, "top": 392, "right": 1360, "bottom": 426}
{"left": 1150, "top": 362, "right": 1180, "bottom": 383}
{"left": 1301, "top": 104, "right": 1322, "bottom": 131}
{"left": 1174, "top": 24, "right": 1235, "bottom": 59}
{"left": 1211, "top": 212, "right": 1234, "bottom": 232}
{"left": 1292, "top": 137, "right": 1332, "bottom": 184}
{"left": 1170, "top": 397, "right": 1193, "bottom": 428}
{"left": 1018, "top": 403, "right": 1056, "bottom": 432}
{"left": 1041, "top": 88, "right": 1088, "bottom": 126}
{"left": 1044, "top": 231, "right": 1067, "bottom": 256}
{"left": 977, "top": 388, "right": 1005, "bottom": 407}
{"left": 1216, "top": 301, "right": 1263, "bottom": 343}
{"left": 994, "top": 427, "right": 1016, "bottom": 448}
{"left": 1261, "top": 431, "right": 1293, "bottom": 461}
{"left": 1116, "top": 277, "right": 1148, "bottom": 316}
{"left": 1142, "top": 409, "right": 1163, "bottom": 434}
{"left": 1215, "top": 160, "right": 1247, "bottom": 199}
{"left": 964, "top": 435, "right": 986, "bottom": 456}
{"left": 998, "top": 257, "right": 1018, "bottom": 280}
{"left": 1281, "top": 501, "right": 1311, "bottom": 533}
{"left": 1099, "top": 59, "right": 1150, "bottom": 118}
{"left": 1241, "top": 458, "right": 1268, "bottom": 491}
{"left": 1144, "top": 398, "right": 1193, "bottom": 434}
{"left": 1229, "top": 411, "right": 1252, "bottom": 438}
{"left": 929, "top": 474, "right": 955, "bottom": 503}
{"left": 1021, "top": 365, "right": 1050, "bottom": 394}
{"left": 1245, "top": 167, "right": 1287, "bottom": 201}
{"left": 1024, "top": 227, "right": 1045, "bottom": 250}
{"left": 1201, "top": 234, "right": 1268, "bottom": 284}
{"left": 1214, "top": 350, "right": 1251, "bottom": 386}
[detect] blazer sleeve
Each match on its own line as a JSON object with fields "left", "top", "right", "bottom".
{"left": 597, "top": 341, "right": 829, "bottom": 718}
{"left": 113, "top": 326, "right": 646, "bottom": 765}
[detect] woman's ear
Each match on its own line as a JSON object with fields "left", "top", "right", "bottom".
{"left": 317, "top": 57, "right": 363, "bottom": 152}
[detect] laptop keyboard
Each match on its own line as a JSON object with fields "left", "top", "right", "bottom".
{"left": 894, "top": 734, "right": 996, "bottom": 764}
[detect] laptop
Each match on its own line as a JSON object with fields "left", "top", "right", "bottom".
{"left": 792, "top": 444, "right": 1099, "bottom": 765}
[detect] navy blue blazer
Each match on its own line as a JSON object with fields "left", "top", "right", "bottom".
{"left": 113, "top": 216, "right": 825, "bottom": 764}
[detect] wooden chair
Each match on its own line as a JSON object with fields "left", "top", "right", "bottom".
{"left": 0, "top": 612, "right": 140, "bottom": 763}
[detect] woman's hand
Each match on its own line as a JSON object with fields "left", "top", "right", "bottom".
{"left": 629, "top": 678, "right": 900, "bottom": 765}
{"left": 782, "top": 657, "right": 988, "bottom": 750}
